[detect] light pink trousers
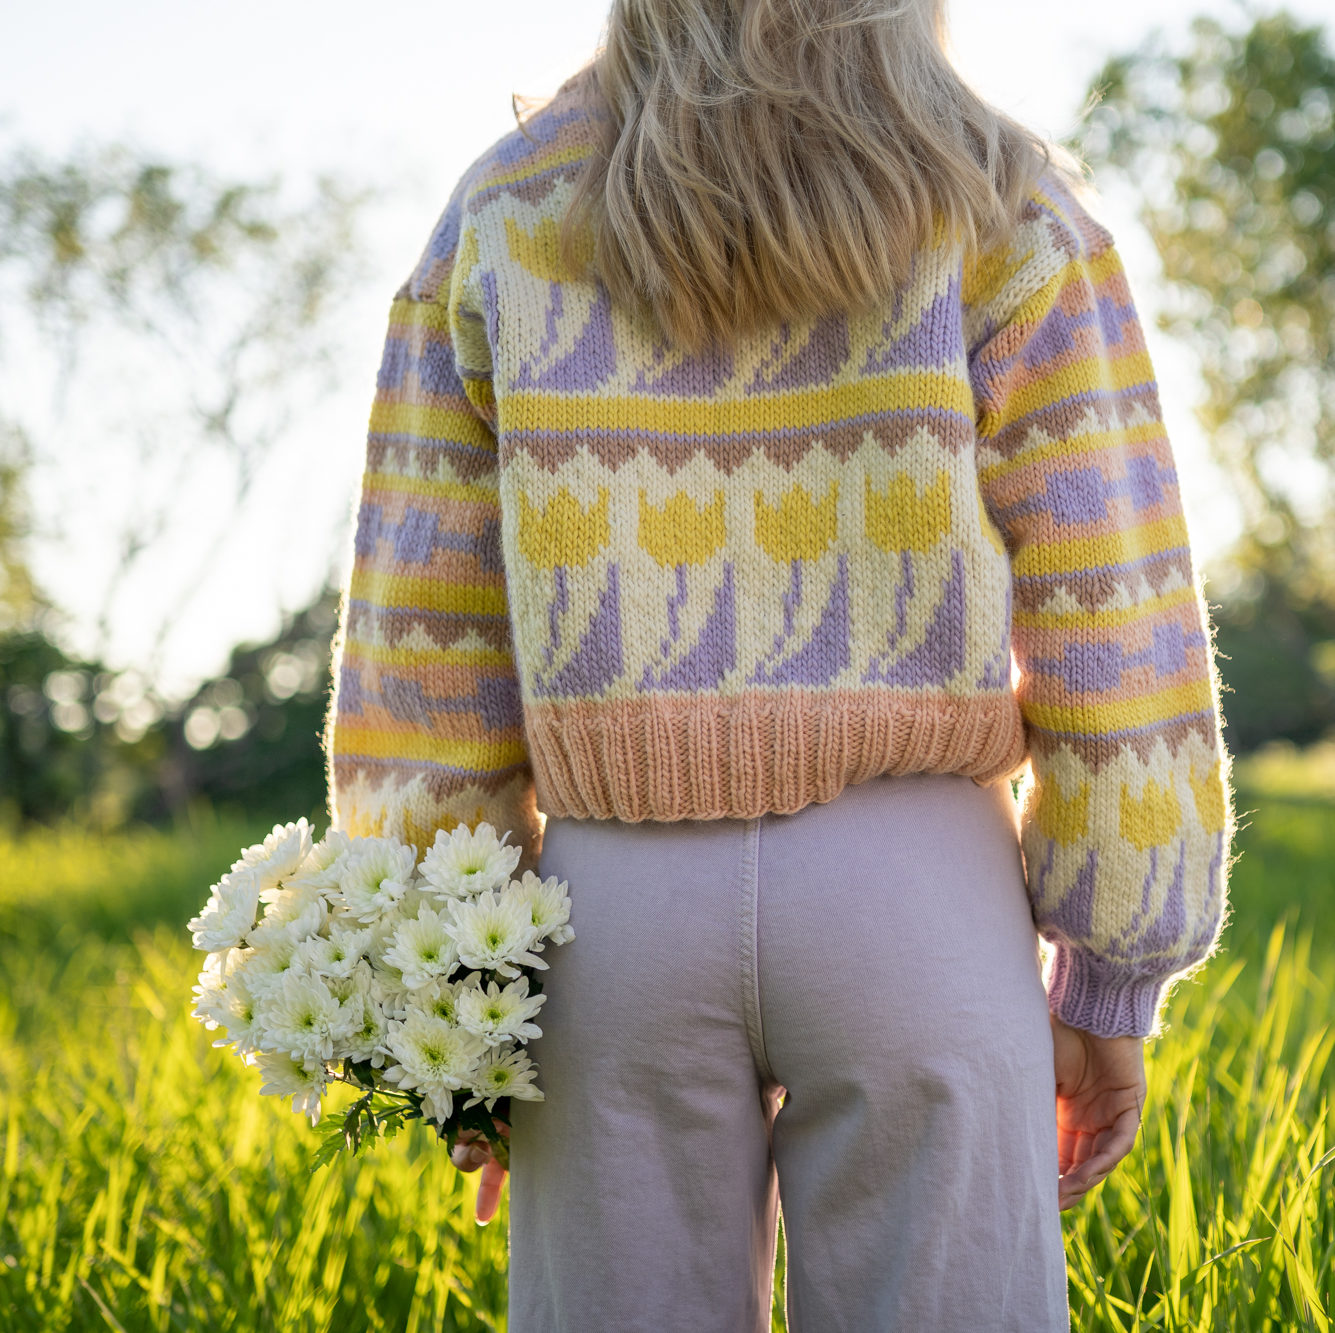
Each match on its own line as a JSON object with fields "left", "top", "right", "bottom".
{"left": 507, "top": 770, "right": 1071, "bottom": 1331}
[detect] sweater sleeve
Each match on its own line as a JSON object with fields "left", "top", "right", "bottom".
{"left": 969, "top": 215, "right": 1234, "bottom": 1040}
{"left": 322, "top": 186, "right": 544, "bottom": 875}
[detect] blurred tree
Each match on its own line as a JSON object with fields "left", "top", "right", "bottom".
{"left": 0, "top": 584, "right": 340, "bottom": 832}
{"left": 0, "top": 425, "right": 45, "bottom": 634}
{"left": 0, "top": 143, "right": 367, "bottom": 681}
{"left": 0, "top": 143, "right": 370, "bottom": 827}
{"left": 1079, "top": 11, "right": 1334, "bottom": 596}
{"left": 0, "top": 629, "right": 168, "bottom": 829}
{"left": 1210, "top": 579, "right": 1335, "bottom": 750}
{"left": 157, "top": 584, "right": 340, "bottom": 828}
{"left": 1078, "top": 11, "right": 1335, "bottom": 748}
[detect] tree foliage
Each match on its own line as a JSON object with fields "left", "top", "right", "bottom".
{"left": 0, "top": 143, "right": 367, "bottom": 678}
{"left": 1078, "top": 11, "right": 1335, "bottom": 602}
{"left": 0, "top": 141, "right": 370, "bottom": 828}
{"left": 1075, "top": 11, "right": 1335, "bottom": 751}
{"left": 0, "top": 586, "right": 339, "bottom": 832}
{"left": 0, "top": 424, "right": 43, "bottom": 634}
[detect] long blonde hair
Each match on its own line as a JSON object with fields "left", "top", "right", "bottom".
{"left": 556, "top": 0, "right": 1079, "bottom": 350}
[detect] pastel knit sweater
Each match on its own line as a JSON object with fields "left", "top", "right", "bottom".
{"left": 323, "top": 85, "right": 1234, "bottom": 1040}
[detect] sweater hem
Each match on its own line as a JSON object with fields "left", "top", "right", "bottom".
{"left": 525, "top": 689, "right": 1027, "bottom": 823}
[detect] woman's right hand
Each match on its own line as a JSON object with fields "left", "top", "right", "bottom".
{"left": 1050, "top": 1011, "right": 1147, "bottom": 1211}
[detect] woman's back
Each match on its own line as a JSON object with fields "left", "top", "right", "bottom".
{"left": 327, "top": 80, "right": 1230, "bottom": 1042}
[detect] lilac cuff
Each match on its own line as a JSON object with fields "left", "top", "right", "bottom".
{"left": 1045, "top": 944, "right": 1169, "bottom": 1039}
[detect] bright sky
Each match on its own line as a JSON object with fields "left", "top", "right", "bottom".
{"left": 5, "top": 0, "right": 1316, "bottom": 698}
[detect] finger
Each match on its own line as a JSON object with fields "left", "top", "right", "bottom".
{"left": 475, "top": 1158, "right": 507, "bottom": 1225}
{"left": 1058, "top": 1128, "right": 1135, "bottom": 1201}
{"left": 1056, "top": 1123, "right": 1081, "bottom": 1175}
{"left": 1059, "top": 1179, "right": 1096, "bottom": 1211}
{"left": 451, "top": 1141, "right": 491, "bottom": 1173}
{"left": 1068, "top": 1131, "right": 1097, "bottom": 1172}
{"left": 1058, "top": 1123, "right": 1100, "bottom": 1174}
{"left": 1058, "top": 1164, "right": 1100, "bottom": 1209}
{"left": 1058, "top": 1182, "right": 1087, "bottom": 1212}
{"left": 1079, "top": 1106, "right": 1142, "bottom": 1177}
{"left": 1058, "top": 1135, "right": 1134, "bottom": 1206}
{"left": 1058, "top": 1167, "right": 1106, "bottom": 1211}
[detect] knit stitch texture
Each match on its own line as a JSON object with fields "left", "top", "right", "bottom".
{"left": 323, "top": 85, "right": 1234, "bottom": 1040}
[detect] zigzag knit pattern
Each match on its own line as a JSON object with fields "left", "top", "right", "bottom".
{"left": 323, "top": 85, "right": 1233, "bottom": 1039}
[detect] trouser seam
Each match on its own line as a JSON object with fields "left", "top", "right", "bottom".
{"left": 739, "top": 816, "right": 778, "bottom": 1087}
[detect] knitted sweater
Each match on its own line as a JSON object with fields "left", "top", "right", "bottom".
{"left": 323, "top": 84, "right": 1233, "bottom": 1040}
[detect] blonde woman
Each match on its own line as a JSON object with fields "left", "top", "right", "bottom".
{"left": 325, "top": 1, "right": 1234, "bottom": 1328}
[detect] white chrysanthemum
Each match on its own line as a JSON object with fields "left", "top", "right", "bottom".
{"left": 409, "top": 975, "right": 470, "bottom": 1026}
{"left": 190, "top": 953, "right": 232, "bottom": 1031}
{"left": 447, "top": 890, "right": 547, "bottom": 979}
{"left": 296, "top": 922, "right": 371, "bottom": 979}
{"left": 382, "top": 905, "right": 460, "bottom": 990}
{"left": 243, "top": 914, "right": 312, "bottom": 961}
{"left": 207, "top": 969, "right": 266, "bottom": 1057}
{"left": 419, "top": 823, "right": 521, "bottom": 900}
{"left": 205, "top": 945, "right": 248, "bottom": 979}
{"left": 512, "top": 869, "right": 575, "bottom": 946}
{"left": 333, "top": 838, "right": 417, "bottom": 923}
{"left": 371, "top": 971, "right": 413, "bottom": 1024}
{"left": 365, "top": 906, "right": 405, "bottom": 965}
{"left": 455, "top": 973, "right": 547, "bottom": 1048}
{"left": 322, "top": 971, "right": 368, "bottom": 1052}
{"left": 286, "top": 829, "right": 353, "bottom": 894}
{"left": 249, "top": 881, "right": 327, "bottom": 946}
{"left": 256, "top": 971, "right": 342, "bottom": 1066}
{"left": 342, "top": 987, "right": 390, "bottom": 1066}
{"left": 378, "top": 1012, "right": 488, "bottom": 1126}
{"left": 462, "top": 1046, "right": 545, "bottom": 1113}
{"left": 187, "top": 866, "right": 262, "bottom": 953}
{"left": 232, "top": 819, "right": 315, "bottom": 900}
{"left": 256, "top": 1050, "right": 327, "bottom": 1126}
{"left": 241, "top": 931, "right": 302, "bottom": 997}
{"left": 397, "top": 880, "right": 446, "bottom": 923}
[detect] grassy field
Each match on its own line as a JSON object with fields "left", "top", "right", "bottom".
{"left": 1, "top": 746, "right": 1332, "bottom": 1331}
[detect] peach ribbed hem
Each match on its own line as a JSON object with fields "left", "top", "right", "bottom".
{"left": 525, "top": 689, "right": 1028, "bottom": 823}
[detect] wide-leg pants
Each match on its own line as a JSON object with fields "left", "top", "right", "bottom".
{"left": 507, "top": 770, "right": 1071, "bottom": 1332}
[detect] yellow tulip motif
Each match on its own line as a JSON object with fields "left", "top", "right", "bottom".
{"left": 1035, "top": 776, "right": 1090, "bottom": 846}
{"left": 1189, "top": 760, "right": 1228, "bottom": 833}
{"left": 754, "top": 482, "right": 839, "bottom": 563}
{"left": 402, "top": 806, "right": 483, "bottom": 861}
{"left": 504, "top": 216, "right": 593, "bottom": 281}
{"left": 638, "top": 488, "right": 727, "bottom": 568}
{"left": 517, "top": 485, "right": 611, "bottom": 570}
{"left": 961, "top": 241, "right": 1031, "bottom": 308}
{"left": 865, "top": 470, "right": 951, "bottom": 553}
{"left": 454, "top": 226, "right": 480, "bottom": 286}
{"left": 1118, "top": 778, "right": 1182, "bottom": 852}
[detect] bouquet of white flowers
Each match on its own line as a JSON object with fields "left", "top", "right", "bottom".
{"left": 187, "top": 818, "right": 573, "bottom": 1171}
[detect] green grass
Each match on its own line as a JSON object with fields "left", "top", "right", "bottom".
{"left": 0, "top": 754, "right": 1332, "bottom": 1332}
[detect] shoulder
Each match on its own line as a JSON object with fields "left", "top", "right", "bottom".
{"left": 962, "top": 163, "right": 1119, "bottom": 354}
{"left": 463, "top": 74, "right": 605, "bottom": 208}
{"left": 1018, "top": 166, "right": 1116, "bottom": 267}
{"left": 402, "top": 76, "right": 603, "bottom": 304}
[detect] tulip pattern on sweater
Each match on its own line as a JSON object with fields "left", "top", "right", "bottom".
{"left": 324, "top": 86, "right": 1233, "bottom": 1039}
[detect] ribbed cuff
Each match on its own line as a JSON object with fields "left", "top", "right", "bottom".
{"left": 1045, "top": 945, "right": 1168, "bottom": 1039}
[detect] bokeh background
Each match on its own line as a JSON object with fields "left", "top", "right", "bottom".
{"left": 2, "top": 2, "right": 1332, "bottom": 1330}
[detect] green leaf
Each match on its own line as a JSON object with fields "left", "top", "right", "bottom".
{"left": 309, "top": 1116, "right": 349, "bottom": 1173}
{"left": 345, "top": 1058, "right": 378, "bottom": 1090}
